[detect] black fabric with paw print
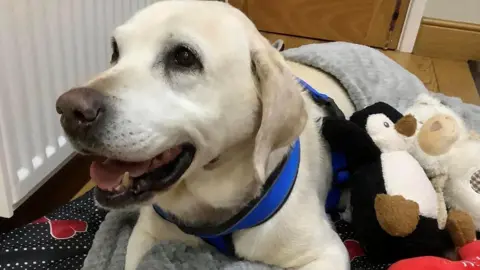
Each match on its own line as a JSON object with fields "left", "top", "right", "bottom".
{"left": 331, "top": 213, "right": 391, "bottom": 270}
{"left": 0, "top": 190, "right": 420, "bottom": 270}
{"left": 0, "top": 191, "right": 107, "bottom": 270}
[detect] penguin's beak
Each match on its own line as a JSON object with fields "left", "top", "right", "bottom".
{"left": 395, "top": 114, "right": 417, "bottom": 137}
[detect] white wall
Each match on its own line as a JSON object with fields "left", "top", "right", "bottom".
{"left": 424, "top": 0, "right": 480, "bottom": 24}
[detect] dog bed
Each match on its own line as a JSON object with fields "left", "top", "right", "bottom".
{"left": 0, "top": 191, "right": 387, "bottom": 270}
{"left": 1, "top": 42, "right": 479, "bottom": 270}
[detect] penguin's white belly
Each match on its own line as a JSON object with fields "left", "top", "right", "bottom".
{"left": 381, "top": 151, "right": 438, "bottom": 219}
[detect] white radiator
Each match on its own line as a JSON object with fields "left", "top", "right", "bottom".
{"left": 0, "top": 0, "right": 157, "bottom": 218}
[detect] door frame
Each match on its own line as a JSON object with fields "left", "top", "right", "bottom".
{"left": 397, "top": 0, "right": 429, "bottom": 52}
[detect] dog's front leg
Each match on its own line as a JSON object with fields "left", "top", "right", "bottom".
{"left": 296, "top": 255, "right": 350, "bottom": 270}
{"left": 125, "top": 206, "right": 202, "bottom": 270}
{"left": 296, "top": 234, "right": 350, "bottom": 270}
{"left": 125, "top": 222, "right": 158, "bottom": 270}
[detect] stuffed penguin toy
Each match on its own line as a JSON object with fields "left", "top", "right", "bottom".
{"left": 322, "top": 102, "right": 454, "bottom": 263}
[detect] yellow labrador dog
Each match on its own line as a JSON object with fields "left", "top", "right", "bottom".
{"left": 56, "top": 1, "right": 353, "bottom": 269}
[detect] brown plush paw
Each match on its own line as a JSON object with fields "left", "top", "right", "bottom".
{"left": 446, "top": 209, "right": 476, "bottom": 248}
{"left": 375, "top": 194, "right": 420, "bottom": 237}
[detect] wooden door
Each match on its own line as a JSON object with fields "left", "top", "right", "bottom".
{"left": 230, "top": 0, "right": 410, "bottom": 49}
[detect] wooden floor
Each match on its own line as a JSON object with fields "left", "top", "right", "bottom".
{"left": 73, "top": 180, "right": 95, "bottom": 199}
{"left": 382, "top": 51, "right": 480, "bottom": 105}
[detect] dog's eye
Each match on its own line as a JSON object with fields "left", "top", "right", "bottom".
{"left": 110, "top": 38, "right": 119, "bottom": 64}
{"left": 384, "top": 122, "right": 390, "bottom": 128}
{"left": 174, "top": 47, "right": 194, "bottom": 66}
{"left": 168, "top": 45, "right": 202, "bottom": 70}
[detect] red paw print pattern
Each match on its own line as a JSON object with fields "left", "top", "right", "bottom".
{"left": 31, "top": 216, "right": 88, "bottom": 239}
{"left": 344, "top": 239, "right": 366, "bottom": 261}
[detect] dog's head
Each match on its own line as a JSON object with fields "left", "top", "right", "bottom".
{"left": 56, "top": 0, "right": 306, "bottom": 209}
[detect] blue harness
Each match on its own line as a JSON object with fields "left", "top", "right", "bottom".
{"left": 153, "top": 78, "right": 348, "bottom": 256}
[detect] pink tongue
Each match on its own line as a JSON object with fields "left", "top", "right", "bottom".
{"left": 90, "top": 146, "right": 183, "bottom": 190}
{"left": 90, "top": 159, "right": 151, "bottom": 190}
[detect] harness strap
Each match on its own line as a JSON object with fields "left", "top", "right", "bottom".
{"left": 153, "top": 140, "right": 301, "bottom": 256}
{"left": 297, "top": 78, "right": 349, "bottom": 212}
{"left": 297, "top": 78, "right": 345, "bottom": 119}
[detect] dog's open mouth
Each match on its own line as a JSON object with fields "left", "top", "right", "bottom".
{"left": 91, "top": 143, "right": 196, "bottom": 207}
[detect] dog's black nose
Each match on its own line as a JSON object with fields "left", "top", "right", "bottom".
{"left": 56, "top": 87, "right": 105, "bottom": 131}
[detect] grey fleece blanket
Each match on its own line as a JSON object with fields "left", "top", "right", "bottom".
{"left": 82, "top": 42, "right": 480, "bottom": 270}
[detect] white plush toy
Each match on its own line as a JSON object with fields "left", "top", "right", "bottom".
{"left": 405, "top": 94, "right": 480, "bottom": 232}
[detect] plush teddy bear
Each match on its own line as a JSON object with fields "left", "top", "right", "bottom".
{"left": 322, "top": 102, "right": 457, "bottom": 263}
{"left": 405, "top": 94, "right": 480, "bottom": 235}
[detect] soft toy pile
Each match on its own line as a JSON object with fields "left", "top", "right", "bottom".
{"left": 323, "top": 95, "right": 480, "bottom": 269}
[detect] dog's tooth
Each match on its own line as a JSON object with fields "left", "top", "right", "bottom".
{"left": 114, "top": 184, "right": 126, "bottom": 193}
{"left": 122, "top": 172, "right": 131, "bottom": 187}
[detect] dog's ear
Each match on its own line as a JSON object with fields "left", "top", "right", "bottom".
{"left": 271, "top": 39, "right": 285, "bottom": 51}
{"left": 251, "top": 42, "right": 307, "bottom": 182}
